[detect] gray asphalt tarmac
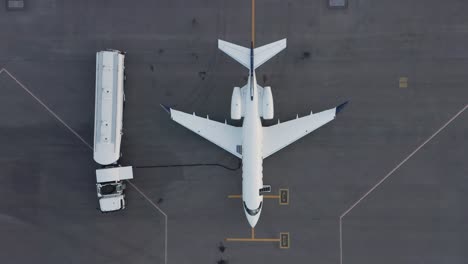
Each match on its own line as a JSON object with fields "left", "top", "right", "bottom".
{"left": 0, "top": 0, "right": 467, "bottom": 263}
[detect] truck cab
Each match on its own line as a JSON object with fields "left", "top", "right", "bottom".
{"left": 96, "top": 166, "right": 133, "bottom": 212}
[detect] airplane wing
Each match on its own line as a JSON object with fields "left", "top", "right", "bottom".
{"left": 262, "top": 101, "right": 348, "bottom": 159}
{"left": 161, "top": 105, "right": 243, "bottom": 158}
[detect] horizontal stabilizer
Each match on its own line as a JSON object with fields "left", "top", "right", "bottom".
{"left": 218, "top": 39, "right": 287, "bottom": 71}
{"left": 254, "top": 39, "right": 287, "bottom": 69}
{"left": 218, "top": 39, "right": 250, "bottom": 69}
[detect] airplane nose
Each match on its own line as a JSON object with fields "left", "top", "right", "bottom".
{"left": 243, "top": 201, "right": 263, "bottom": 227}
{"left": 246, "top": 214, "right": 259, "bottom": 228}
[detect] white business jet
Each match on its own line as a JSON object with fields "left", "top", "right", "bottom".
{"left": 161, "top": 39, "right": 348, "bottom": 227}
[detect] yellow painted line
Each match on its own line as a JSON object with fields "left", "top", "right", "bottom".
{"left": 226, "top": 228, "right": 289, "bottom": 247}
{"left": 228, "top": 194, "right": 280, "bottom": 199}
{"left": 226, "top": 238, "right": 281, "bottom": 242}
{"left": 251, "top": 0, "right": 255, "bottom": 47}
{"left": 263, "top": 195, "right": 280, "bottom": 199}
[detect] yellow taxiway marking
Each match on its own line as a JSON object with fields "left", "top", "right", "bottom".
{"left": 226, "top": 238, "right": 281, "bottom": 242}
{"left": 228, "top": 189, "right": 289, "bottom": 205}
{"left": 226, "top": 228, "right": 280, "bottom": 242}
{"left": 251, "top": 0, "right": 255, "bottom": 47}
{"left": 227, "top": 194, "right": 280, "bottom": 199}
{"left": 226, "top": 228, "right": 290, "bottom": 248}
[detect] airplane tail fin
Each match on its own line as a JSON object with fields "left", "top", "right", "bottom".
{"left": 218, "top": 39, "right": 287, "bottom": 71}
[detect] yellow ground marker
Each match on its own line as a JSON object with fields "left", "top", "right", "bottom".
{"left": 263, "top": 195, "right": 280, "bottom": 199}
{"left": 228, "top": 194, "right": 280, "bottom": 199}
{"left": 279, "top": 189, "right": 289, "bottom": 205}
{"left": 399, "top": 77, "right": 408, "bottom": 88}
{"left": 226, "top": 228, "right": 290, "bottom": 248}
{"left": 280, "top": 232, "right": 290, "bottom": 249}
{"left": 252, "top": 0, "right": 255, "bottom": 47}
{"left": 228, "top": 189, "right": 289, "bottom": 205}
{"left": 226, "top": 228, "right": 279, "bottom": 242}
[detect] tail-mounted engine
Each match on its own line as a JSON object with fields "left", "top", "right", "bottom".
{"left": 261, "top": 86, "right": 274, "bottom": 120}
{"left": 231, "top": 86, "right": 274, "bottom": 120}
{"left": 231, "top": 87, "right": 243, "bottom": 120}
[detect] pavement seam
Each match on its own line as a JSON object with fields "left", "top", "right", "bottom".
{"left": 339, "top": 103, "right": 468, "bottom": 264}
{"left": 0, "top": 67, "right": 168, "bottom": 264}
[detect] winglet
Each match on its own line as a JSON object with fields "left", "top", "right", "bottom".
{"left": 336, "top": 101, "right": 349, "bottom": 115}
{"left": 160, "top": 104, "right": 171, "bottom": 115}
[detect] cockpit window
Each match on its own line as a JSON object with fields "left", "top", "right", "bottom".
{"left": 244, "top": 201, "right": 262, "bottom": 216}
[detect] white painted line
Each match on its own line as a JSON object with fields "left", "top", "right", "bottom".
{"left": 339, "top": 103, "right": 467, "bottom": 264}
{"left": 341, "top": 104, "right": 467, "bottom": 218}
{"left": 339, "top": 217, "right": 343, "bottom": 264}
{"left": 0, "top": 68, "right": 92, "bottom": 150}
{"left": 127, "top": 181, "right": 168, "bottom": 264}
{"left": 0, "top": 68, "right": 169, "bottom": 264}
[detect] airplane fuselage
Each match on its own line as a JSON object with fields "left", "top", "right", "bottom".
{"left": 165, "top": 37, "right": 346, "bottom": 228}
{"left": 241, "top": 72, "right": 264, "bottom": 227}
